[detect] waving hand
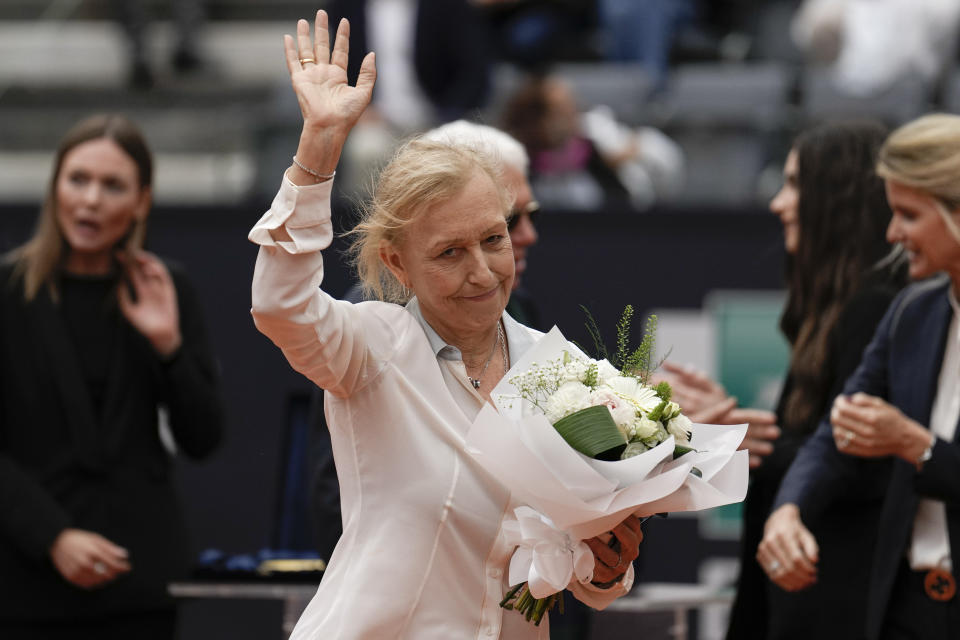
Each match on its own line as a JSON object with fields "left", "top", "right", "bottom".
{"left": 284, "top": 11, "right": 376, "bottom": 185}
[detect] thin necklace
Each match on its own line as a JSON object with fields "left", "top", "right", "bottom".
{"left": 468, "top": 321, "right": 507, "bottom": 389}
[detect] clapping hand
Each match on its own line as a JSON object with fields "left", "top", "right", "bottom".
{"left": 656, "top": 362, "right": 781, "bottom": 468}
{"left": 830, "top": 392, "right": 931, "bottom": 462}
{"left": 117, "top": 250, "right": 181, "bottom": 357}
{"left": 284, "top": 11, "right": 376, "bottom": 185}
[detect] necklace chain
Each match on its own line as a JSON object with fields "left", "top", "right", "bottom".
{"left": 468, "top": 321, "right": 508, "bottom": 390}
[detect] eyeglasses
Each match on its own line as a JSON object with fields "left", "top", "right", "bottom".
{"left": 506, "top": 201, "right": 540, "bottom": 232}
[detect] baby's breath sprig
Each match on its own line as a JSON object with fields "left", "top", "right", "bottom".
{"left": 582, "top": 362, "right": 599, "bottom": 389}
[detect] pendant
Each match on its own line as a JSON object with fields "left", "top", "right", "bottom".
{"left": 471, "top": 378, "right": 480, "bottom": 389}
{"left": 924, "top": 568, "right": 956, "bottom": 601}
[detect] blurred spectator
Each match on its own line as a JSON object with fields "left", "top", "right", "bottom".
{"left": 326, "top": 0, "right": 492, "bottom": 131}
{"left": 598, "top": 0, "right": 697, "bottom": 87}
{"left": 501, "top": 75, "right": 684, "bottom": 211}
{"left": 0, "top": 114, "right": 222, "bottom": 638}
{"left": 792, "top": 0, "right": 960, "bottom": 95}
{"left": 476, "top": 0, "right": 599, "bottom": 67}
{"left": 113, "top": 0, "right": 207, "bottom": 88}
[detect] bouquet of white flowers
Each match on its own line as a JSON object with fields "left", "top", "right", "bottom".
{"left": 465, "top": 309, "right": 748, "bottom": 625}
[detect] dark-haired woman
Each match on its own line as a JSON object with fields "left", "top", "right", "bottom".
{"left": 0, "top": 114, "right": 222, "bottom": 638}
{"left": 724, "top": 121, "right": 907, "bottom": 639}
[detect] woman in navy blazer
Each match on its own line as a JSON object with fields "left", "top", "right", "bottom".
{"left": 760, "top": 113, "right": 960, "bottom": 639}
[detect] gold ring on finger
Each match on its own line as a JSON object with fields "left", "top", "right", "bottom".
{"left": 299, "top": 57, "right": 316, "bottom": 65}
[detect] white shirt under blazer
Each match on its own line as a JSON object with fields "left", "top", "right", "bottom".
{"left": 249, "top": 176, "right": 632, "bottom": 639}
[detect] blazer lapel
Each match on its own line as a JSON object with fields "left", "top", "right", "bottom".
{"left": 31, "top": 289, "right": 100, "bottom": 463}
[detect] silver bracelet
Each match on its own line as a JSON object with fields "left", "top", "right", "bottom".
{"left": 292, "top": 156, "right": 336, "bottom": 182}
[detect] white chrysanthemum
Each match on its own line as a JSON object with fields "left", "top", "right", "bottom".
{"left": 631, "top": 386, "right": 662, "bottom": 412}
{"left": 606, "top": 375, "right": 640, "bottom": 398}
{"left": 595, "top": 359, "right": 620, "bottom": 384}
{"left": 666, "top": 414, "right": 693, "bottom": 444}
{"left": 633, "top": 416, "right": 660, "bottom": 439}
{"left": 544, "top": 381, "right": 593, "bottom": 423}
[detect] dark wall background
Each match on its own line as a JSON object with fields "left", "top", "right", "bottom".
{"left": 0, "top": 199, "right": 785, "bottom": 637}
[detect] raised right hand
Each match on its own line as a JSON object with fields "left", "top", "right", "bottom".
{"left": 50, "top": 528, "right": 131, "bottom": 589}
{"left": 285, "top": 11, "right": 376, "bottom": 139}
{"left": 757, "top": 503, "right": 819, "bottom": 592}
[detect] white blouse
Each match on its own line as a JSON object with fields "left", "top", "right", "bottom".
{"left": 909, "top": 288, "right": 960, "bottom": 571}
{"left": 249, "top": 176, "right": 632, "bottom": 640}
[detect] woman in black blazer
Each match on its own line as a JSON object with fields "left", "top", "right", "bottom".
{"left": 723, "top": 121, "right": 907, "bottom": 640}
{"left": 762, "top": 113, "right": 960, "bottom": 639}
{"left": 0, "top": 114, "right": 222, "bottom": 639}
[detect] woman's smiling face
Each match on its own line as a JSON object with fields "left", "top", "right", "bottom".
{"left": 380, "top": 168, "right": 514, "bottom": 339}
{"left": 885, "top": 179, "right": 960, "bottom": 282}
{"left": 55, "top": 137, "right": 150, "bottom": 274}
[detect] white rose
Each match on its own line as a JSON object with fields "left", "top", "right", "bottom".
{"left": 633, "top": 416, "right": 660, "bottom": 439}
{"left": 595, "top": 359, "right": 621, "bottom": 384}
{"left": 667, "top": 414, "right": 693, "bottom": 444}
{"left": 621, "top": 441, "right": 651, "bottom": 459}
{"left": 664, "top": 401, "right": 682, "bottom": 420}
{"left": 544, "top": 381, "right": 593, "bottom": 423}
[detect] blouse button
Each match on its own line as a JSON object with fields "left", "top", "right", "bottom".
{"left": 489, "top": 568, "right": 502, "bottom": 579}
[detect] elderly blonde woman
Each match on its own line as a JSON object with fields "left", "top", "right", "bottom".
{"left": 249, "top": 12, "right": 642, "bottom": 639}
{"left": 759, "top": 113, "right": 960, "bottom": 640}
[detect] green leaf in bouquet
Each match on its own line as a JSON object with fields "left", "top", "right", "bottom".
{"left": 553, "top": 406, "right": 626, "bottom": 459}
{"left": 673, "top": 444, "right": 695, "bottom": 459}
{"left": 647, "top": 399, "right": 669, "bottom": 423}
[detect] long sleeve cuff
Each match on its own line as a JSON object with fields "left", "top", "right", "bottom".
{"left": 568, "top": 563, "right": 634, "bottom": 610}
{"left": 248, "top": 173, "right": 335, "bottom": 254}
